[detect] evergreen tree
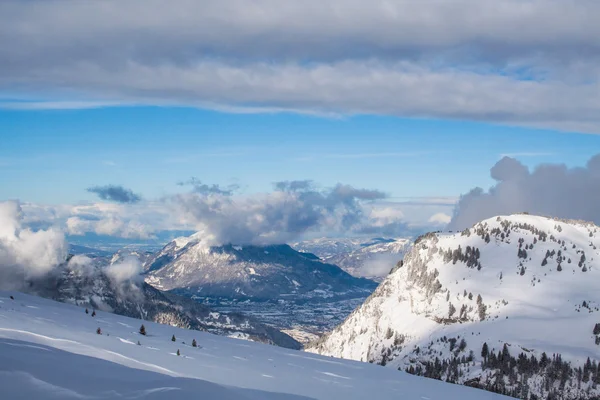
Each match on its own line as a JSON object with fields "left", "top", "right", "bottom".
{"left": 448, "top": 303, "right": 456, "bottom": 318}
{"left": 171, "top": 334, "right": 176, "bottom": 342}
{"left": 593, "top": 323, "right": 600, "bottom": 335}
{"left": 481, "top": 342, "right": 489, "bottom": 359}
{"left": 139, "top": 324, "right": 146, "bottom": 336}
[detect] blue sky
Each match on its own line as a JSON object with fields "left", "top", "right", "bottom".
{"left": 2, "top": 1, "right": 600, "bottom": 245}
{"left": 3, "top": 106, "right": 599, "bottom": 205}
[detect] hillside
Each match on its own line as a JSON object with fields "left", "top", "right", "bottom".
{"left": 25, "top": 256, "right": 300, "bottom": 349}
{"left": 0, "top": 291, "right": 507, "bottom": 400}
{"left": 144, "top": 235, "right": 376, "bottom": 302}
{"left": 308, "top": 214, "right": 600, "bottom": 399}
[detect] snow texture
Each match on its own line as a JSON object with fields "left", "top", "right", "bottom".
{"left": 309, "top": 214, "right": 600, "bottom": 399}
{"left": 0, "top": 292, "right": 506, "bottom": 400}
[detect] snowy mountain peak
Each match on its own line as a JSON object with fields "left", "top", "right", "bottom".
{"left": 308, "top": 214, "right": 600, "bottom": 399}
{"left": 144, "top": 235, "right": 377, "bottom": 301}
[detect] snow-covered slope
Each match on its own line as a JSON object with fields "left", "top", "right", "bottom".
{"left": 0, "top": 291, "right": 507, "bottom": 400}
{"left": 308, "top": 215, "right": 600, "bottom": 399}
{"left": 25, "top": 256, "right": 300, "bottom": 349}
{"left": 325, "top": 238, "right": 412, "bottom": 280}
{"left": 144, "top": 236, "right": 376, "bottom": 301}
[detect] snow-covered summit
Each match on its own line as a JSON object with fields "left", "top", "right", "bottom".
{"left": 308, "top": 214, "right": 600, "bottom": 399}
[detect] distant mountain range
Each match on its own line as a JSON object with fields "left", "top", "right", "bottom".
{"left": 143, "top": 234, "right": 377, "bottom": 302}
{"left": 308, "top": 214, "right": 600, "bottom": 399}
{"left": 292, "top": 237, "right": 412, "bottom": 280}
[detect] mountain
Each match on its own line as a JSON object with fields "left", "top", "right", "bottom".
{"left": 308, "top": 214, "right": 600, "bottom": 399}
{"left": 25, "top": 256, "right": 301, "bottom": 349}
{"left": 144, "top": 235, "right": 377, "bottom": 302}
{"left": 324, "top": 238, "right": 412, "bottom": 280}
{"left": 0, "top": 291, "right": 509, "bottom": 400}
{"left": 290, "top": 237, "right": 380, "bottom": 259}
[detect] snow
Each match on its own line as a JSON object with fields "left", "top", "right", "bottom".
{"left": 309, "top": 214, "right": 600, "bottom": 398}
{"left": 0, "top": 291, "right": 506, "bottom": 400}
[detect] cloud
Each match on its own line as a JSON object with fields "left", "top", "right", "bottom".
{"left": 172, "top": 182, "right": 391, "bottom": 245}
{"left": 1, "top": 0, "right": 600, "bottom": 133}
{"left": 360, "top": 253, "right": 401, "bottom": 278}
{"left": 104, "top": 257, "right": 143, "bottom": 284}
{"left": 449, "top": 154, "right": 600, "bottom": 230}
{"left": 66, "top": 255, "right": 95, "bottom": 277}
{"left": 499, "top": 152, "right": 555, "bottom": 158}
{"left": 13, "top": 184, "right": 450, "bottom": 244}
{"left": 428, "top": 212, "right": 452, "bottom": 225}
{"left": 177, "top": 177, "right": 239, "bottom": 196}
{"left": 87, "top": 185, "right": 141, "bottom": 204}
{"left": 274, "top": 180, "right": 314, "bottom": 192}
{"left": 0, "top": 201, "right": 68, "bottom": 289}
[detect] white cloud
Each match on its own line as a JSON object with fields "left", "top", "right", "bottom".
{"left": 104, "top": 257, "right": 143, "bottom": 284}
{"left": 449, "top": 154, "right": 600, "bottom": 230}
{"left": 0, "top": 201, "right": 67, "bottom": 288}
{"left": 368, "top": 207, "right": 405, "bottom": 227}
{"left": 428, "top": 212, "right": 452, "bottom": 225}
{"left": 66, "top": 254, "right": 95, "bottom": 277}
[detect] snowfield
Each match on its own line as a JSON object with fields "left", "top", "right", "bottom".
{"left": 0, "top": 292, "right": 506, "bottom": 400}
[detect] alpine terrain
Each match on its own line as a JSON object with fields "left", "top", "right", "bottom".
{"left": 24, "top": 255, "right": 301, "bottom": 349}
{"left": 308, "top": 214, "right": 600, "bottom": 399}
{"left": 144, "top": 234, "right": 377, "bottom": 302}
{"left": 0, "top": 291, "right": 508, "bottom": 400}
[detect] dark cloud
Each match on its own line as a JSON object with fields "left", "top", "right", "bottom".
{"left": 274, "top": 180, "right": 314, "bottom": 192}
{"left": 449, "top": 154, "right": 600, "bottom": 230}
{"left": 177, "top": 177, "right": 239, "bottom": 196}
{"left": 1, "top": 1, "right": 600, "bottom": 132}
{"left": 86, "top": 185, "right": 141, "bottom": 204}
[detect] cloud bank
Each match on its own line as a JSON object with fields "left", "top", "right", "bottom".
{"left": 1, "top": 0, "right": 600, "bottom": 132}
{"left": 449, "top": 154, "right": 600, "bottom": 230}
{"left": 87, "top": 185, "right": 142, "bottom": 204}
{"left": 172, "top": 181, "right": 405, "bottom": 245}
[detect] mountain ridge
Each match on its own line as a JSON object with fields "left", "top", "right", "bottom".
{"left": 144, "top": 236, "right": 377, "bottom": 302}
{"left": 308, "top": 214, "right": 600, "bottom": 399}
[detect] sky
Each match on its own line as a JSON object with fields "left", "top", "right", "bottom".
{"left": 1, "top": 0, "right": 600, "bottom": 247}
